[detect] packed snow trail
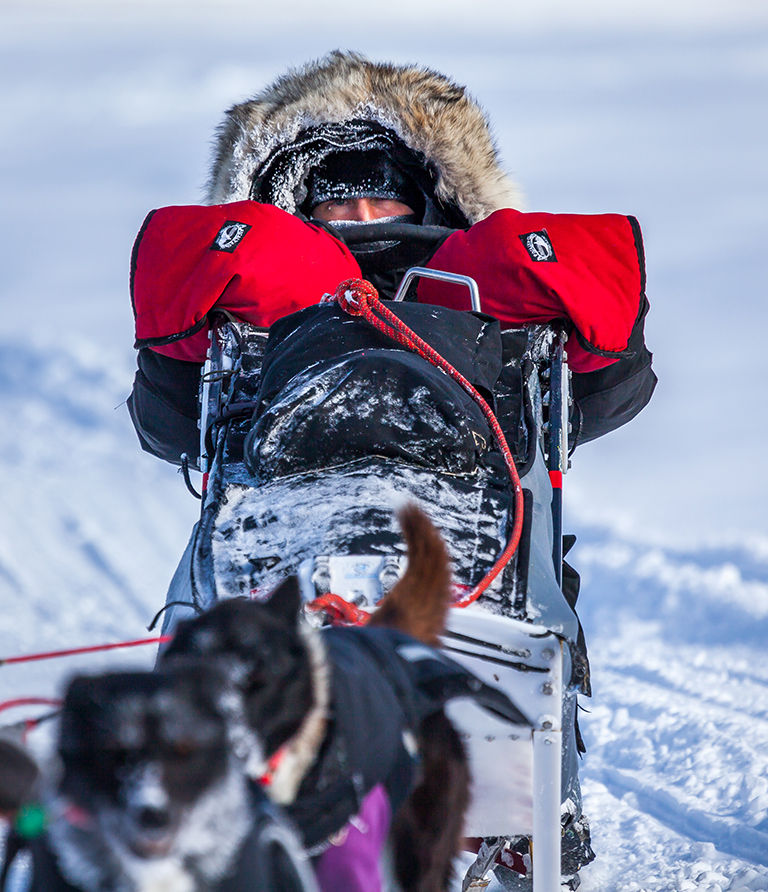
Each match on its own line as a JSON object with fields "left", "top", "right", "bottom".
{"left": 0, "top": 337, "right": 192, "bottom": 700}
{"left": 572, "top": 536, "right": 768, "bottom": 891}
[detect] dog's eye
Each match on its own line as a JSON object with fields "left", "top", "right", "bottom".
{"left": 257, "top": 642, "right": 302, "bottom": 680}
{"left": 241, "top": 649, "right": 272, "bottom": 680}
{"left": 269, "top": 651, "right": 291, "bottom": 675}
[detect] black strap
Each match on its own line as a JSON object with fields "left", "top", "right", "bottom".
{"left": 203, "top": 400, "right": 261, "bottom": 459}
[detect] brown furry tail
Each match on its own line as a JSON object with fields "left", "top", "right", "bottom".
{"left": 368, "top": 504, "right": 452, "bottom": 647}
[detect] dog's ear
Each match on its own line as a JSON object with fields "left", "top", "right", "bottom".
{"left": 264, "top": 575, "right": 302, "bottom": 623}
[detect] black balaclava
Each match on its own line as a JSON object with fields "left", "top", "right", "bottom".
{"left": 252, "top": 121, "right": 463, "bottom": 298}
{"left": 300, "top": 145, "right": 446, "bottom": 297}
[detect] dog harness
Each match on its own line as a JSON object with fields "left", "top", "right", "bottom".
{"left": 284, "top": 626, "right": 527, "bottom": 849}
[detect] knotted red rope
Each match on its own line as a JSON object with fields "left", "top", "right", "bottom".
{"left": 328, "top": 278, "right": 525, "bottom": 609}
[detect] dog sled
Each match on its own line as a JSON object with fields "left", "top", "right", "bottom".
{"left": 160, "top": 236, "right": 592, "bottom": 890}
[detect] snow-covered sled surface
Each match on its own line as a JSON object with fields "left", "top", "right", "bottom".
{"left": 458, "top": 533, "right": 768, "bottom": 891}
{"left": 2, "top": 4, "right": 768, "bottom": 890}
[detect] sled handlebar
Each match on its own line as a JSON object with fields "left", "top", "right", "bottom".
{"left": 392, "top": 266, "right": 481, "bottom": 312}
{"left": 322, "top": 221, "right": 481, "bottom": 310}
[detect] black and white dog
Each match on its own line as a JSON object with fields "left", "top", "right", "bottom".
{"left": 1, "top": 661, "right": 317, "bottom": 892}
{"left": 163, "top": 506, "right": 527, "bottom": 892}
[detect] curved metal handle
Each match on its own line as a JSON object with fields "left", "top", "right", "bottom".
{"left": 392, "top": 266, "right": 481, "bottom": 313}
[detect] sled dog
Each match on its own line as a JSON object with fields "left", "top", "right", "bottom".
{"left": 7, "top": 661, "right": 316, "bottom": 892}
{"left": 163, "top": 504, "right": 471, "bottom": 892}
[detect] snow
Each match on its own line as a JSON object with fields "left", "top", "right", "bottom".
{"left": 1, "top": 3, "right": 767, "bottom": 890}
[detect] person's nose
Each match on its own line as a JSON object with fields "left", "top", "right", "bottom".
{"left": 355, "top": 198, "right": 376, "bottom": 222}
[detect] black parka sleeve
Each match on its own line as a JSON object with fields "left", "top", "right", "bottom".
{"left": 569, "top": 295, "right": 657, "bottom": 447}
{"left": 127, "top": 348, "right": 202, "bottom": 466}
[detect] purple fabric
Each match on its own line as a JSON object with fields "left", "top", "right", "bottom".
{"left": 314, "top": 784, "right": 392, "bottom": 892}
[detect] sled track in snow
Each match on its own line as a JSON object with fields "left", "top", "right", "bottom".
{"left": 0, "top": 338, "right": 195, "bottom": 700}
{"left": 572, "top": 536, "right": 768, "bottom": 889}
{"left": 598, "top": 766, "right": 768, "bottom": 867}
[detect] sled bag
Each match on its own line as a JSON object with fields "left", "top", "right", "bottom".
{"left": 245, "top": 302, "right": 505, "bottom": 479}
{"left": 418, "top": 209, "right": 647, "bottom": 372}
{"left": 130, "top": 200, "right": 361, "bottom": 362}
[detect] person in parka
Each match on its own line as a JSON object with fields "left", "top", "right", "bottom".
{"left": 128, "top": 50, "right": 656, "bottom": 466}
{"left": 125, "top": 50, "right": 657, "bottom": 887}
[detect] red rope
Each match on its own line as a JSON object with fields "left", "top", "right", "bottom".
{"left": 306, "top": 594, "right": 371, "bottom": 626}
{"left": 0, "top": 636, "right": 170, "bottom": 667}
{"left": 331, "top": 278, "right": 525, "bottom": 608}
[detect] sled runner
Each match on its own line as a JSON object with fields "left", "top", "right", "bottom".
{"left": 157, "top": 253, "right": 591, "bottom": 890}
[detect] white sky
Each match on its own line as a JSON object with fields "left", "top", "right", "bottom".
{"left": 6, "top": 0, "right": 768, "bottom": 28}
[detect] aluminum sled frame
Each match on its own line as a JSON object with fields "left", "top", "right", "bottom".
{"left": 195, "top": 268, "right": 574, "bottom": 892}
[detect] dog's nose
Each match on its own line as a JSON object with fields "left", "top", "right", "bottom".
{"left": 134, "top": 805, "right": 172, "bottom": 831}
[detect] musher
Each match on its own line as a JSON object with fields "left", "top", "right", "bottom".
{"left": 126, "top": 51, "right": 657, "bottom": 889}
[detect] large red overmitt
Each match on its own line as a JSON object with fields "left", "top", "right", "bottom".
{"left": 131, "top": 202, "right": 646, "bottom": 372}
{"left": 131, "top": 201, "right": 361, "bottom": 362}
{"left": 420, "top": 209, "right": 646, "bottom": 372}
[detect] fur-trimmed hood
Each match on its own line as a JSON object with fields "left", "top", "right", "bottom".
{"left": 206, "top": 51, "right": 523, "bottom": 225}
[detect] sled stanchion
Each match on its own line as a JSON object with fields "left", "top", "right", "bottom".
{"left": 532, "top": 727, "right": 563, "bottom": 892}
{"left": 547, "top": 333, "right": 570, "bottom": 588}
{"left": 199, "top": 334, "right": 213, "bottom": 479}
{"left": 550, "top": 471, "right": 563, "bottom": 588}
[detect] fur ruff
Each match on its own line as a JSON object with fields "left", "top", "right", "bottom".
{"left": 206, "top": 50, "right": 524, "bottom": 222}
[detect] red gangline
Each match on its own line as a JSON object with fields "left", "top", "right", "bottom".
{"left": 0, "top": 636, "right": 171, "bottom": 667}
{"left": 0, "top": 697, "right": 62, "bottom": 714}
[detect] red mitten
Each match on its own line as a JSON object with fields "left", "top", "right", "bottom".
{"left": 418, "top": 209, "right": 646, "bottom": 372}
{"left": 131, "top": 201, "right": 361, "bottom": 361}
